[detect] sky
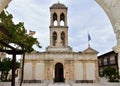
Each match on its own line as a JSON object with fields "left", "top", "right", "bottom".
{"left": 6, "top": 0, "right": 116, "bottom": 55}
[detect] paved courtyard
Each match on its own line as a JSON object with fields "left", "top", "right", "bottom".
{"left": 0, "top": 78, "right": 120, "bottom": 86}
{"left": 0, "top": 82, "right": 120, "bottom": 86}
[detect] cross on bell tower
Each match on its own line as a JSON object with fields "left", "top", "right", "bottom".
{"left": 46, "top": 2, "right": 72, "bottom": 52}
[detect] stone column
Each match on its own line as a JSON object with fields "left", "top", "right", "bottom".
{"left": 0, "top": 0, "right": 11, "bottom": 13}
{"left": 113, "top": 47, "right": 120, "bottom": 77}
{"left": 44, "top": 60, "right": 54, "bottom": 82}
{"left": 65, "top": 60, "right": 74, "bottom": 81}
{"left": 83, "top": 60, "right": 86, "bottom": 80}
{"left": 118, "top": 53, "right": 120, "bottom": 77}
{"left": 95, "top": 60, "right": 99, "bottom": 82}
{"left": 96, "top": 0, "right": 120, "bottom": 76}
{"left": 32, "top": 61, "right": 36, "bottom": 81}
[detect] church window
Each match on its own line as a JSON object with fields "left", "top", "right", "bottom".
{"left": 60, "top": 20, "right": 64, "bottom": 26}
{"left": 53, "top": 13, "right": 58, "bottom": 26}
{"left": 61, "top": 31, "right": 65, "bottom": 46}
{"left": 54, "top": 20, "right": 58, "bottom": 26}
{"left": 60, "top": 13, "right": 65, "bottom": 26}
{"left": 53, "top": 31, "right": 57, "bottom": 46}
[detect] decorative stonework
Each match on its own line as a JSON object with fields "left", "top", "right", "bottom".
{"left": 118, "top": 54, "right": 120, "bottom": 76}
{"left": 96, "top": 0, "right": 120, "bottom": 47}
{"left": 113, "top": 45, "right": 120, "bottom": 53}
{"left": 96, "top": 0, "right": 120, "bottom": 75}
{"left": 22, "top": 2, "right": 99, "bottom": 83}
{"left": 23, "top": 50, "right": 98, "bottom": 83}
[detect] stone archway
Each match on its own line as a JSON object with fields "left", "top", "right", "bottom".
{"left": 0, "top": 0, "right": 120, "bottom": 80}
{"left": 54, "top": 63, "right": 64, "bottom": 82}
{"left": 96, "top": 0, "right": 120, "bottom": 76}
{"left": 0, "top": 0, "right": 11, "bottom": 13}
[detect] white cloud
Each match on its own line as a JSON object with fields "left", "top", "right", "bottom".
{"left": 6, "top": 0, "right": 116, "bottom": 54}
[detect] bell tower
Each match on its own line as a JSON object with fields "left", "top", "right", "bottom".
{"left": 46, "top": 2, "right": 72, "bottom": 52}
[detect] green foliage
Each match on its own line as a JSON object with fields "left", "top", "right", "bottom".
{"left": 0, "top": 10, "right": 41, "bottom": 52}
{"left": 0, "top": 58, "right": 12, "bottom": 72}
{"left": 0, "top": 58, "right": 20, "bottom": 81}
{"left": 0, "top": 8, "right": 41, "bottom": 83}
{"left": 16, "top": 61, "right": 20, "bottom": 69}
{"left": 0, "top": 58, "right": 12, "bottom": 80}
{"left": 108, "top": 79, "right": 119, "bottom": 82}
{"left": 99, "top": 72, "right": 104, "bottom": 77}
{"left": 102, "top": 67, "right": 119, "bottom": 82}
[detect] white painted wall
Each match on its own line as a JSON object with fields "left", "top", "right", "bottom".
{"left": 74, "top": 63, "right": 83, "bottom": 80}
{"left": 24, "top": 63, "right": 32, "bottom": 80}
{"left": 86, "top": 63, "right": 95, "bottom": 80}
{"left": 35, "top": 63, "right": 44, "bottom": 80}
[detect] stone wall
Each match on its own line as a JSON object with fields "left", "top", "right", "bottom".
{"left": 0, "top": 0, "right": 11, "bottom": 13}
{"left": 22, "top": 51, "right": 98, "bottom": 83}
{"left": 96, "top": 0, "right": 120, "bottom": 77}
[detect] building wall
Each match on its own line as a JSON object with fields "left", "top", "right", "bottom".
{"left": 86, "top": 63, "right": 95, "bottom": 80}
{"left": 35, "top": 63, "right": 44, "bottom": 80}
{"left": 0, "top": 0, "right": 11, "bottom": 13}
{"left": 22, "top": 51, "right": 98, "bottom": 83}
{"left": 24, "top": 63, "right": 32, "bottom": 80}
{"left": 98, "top": 51, "right": 119, "bottom": 76}
{"left": 74, "top": 62, "right": 83, "bottom": 80}
{"left": 0, "top": 52, "right": 6, "bottom": 61}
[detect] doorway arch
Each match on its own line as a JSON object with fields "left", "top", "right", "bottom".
{"left": 54, "top": 63, "right": 64, "bottom": 82}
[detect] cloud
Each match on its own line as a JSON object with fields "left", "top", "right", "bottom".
{"left": 6, "top": 0, "right": 116, "bottom": 54}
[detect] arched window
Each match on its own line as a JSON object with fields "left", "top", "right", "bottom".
{"left": 60, "top": 13, "right": 65, "bottom": 21}
{"left": 53, "top": 31, "right": 57, "bottom": 46}
{"left": 61, "top": 31, "right": 65, "bottom": 46}
{"left": 60, "top": 13, "right": 65, "bottom": 26}
{"left": 60, "top": 20, "right": 64, "bottom": 26}
{"left": 53, "top": 13, "right": 58, "bottom": 26}
{"left": 54, "top": 20, "right": 58, "bottom": 26}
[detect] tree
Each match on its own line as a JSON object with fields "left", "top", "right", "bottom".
{"left": 0, "top": 10, "right": 41, "bottom": 51}
{"left": 103, "top": 67, "right": 118, "bottom": 82}
{"left": 0, "top": 58, "right": 11, "bottom": 81}
{"left": 0, "top": 9, "right": 41, "bottom": 85}
{"left": 0, "top": 58, "right": 20, "bottom": 81}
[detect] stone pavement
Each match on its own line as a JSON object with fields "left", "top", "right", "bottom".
{"left": 0, "top": 82, "right": 120, "bottom": 86}
{"left": 48, "top": 83, "right": 70, "bottom": 86}
{"left": 0, "top": 78, "right": 120, "bottom": 86}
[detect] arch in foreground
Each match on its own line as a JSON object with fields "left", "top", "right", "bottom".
{"left": 96, "top": 0, "right": 120, "bottom": 76}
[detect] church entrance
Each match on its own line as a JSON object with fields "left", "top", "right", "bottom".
{"left": 54, "top": 63, "right": 64, "bottom": 82}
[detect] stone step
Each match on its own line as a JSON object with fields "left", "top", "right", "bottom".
{"left": 48, "top": 83, "right": 71, "bottom": 86}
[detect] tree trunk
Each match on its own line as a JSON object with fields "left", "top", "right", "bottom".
{"left": 11, "top": 53, "right": 16, "bottom": 86}
{"left": 5, "top": 71, "right": 8, "bottom": 80}
{"left": 20, "top": 52, "right": 25, "bottom": 86}
{"left": 1, "top": 71, "right": 3, "bottom": 80}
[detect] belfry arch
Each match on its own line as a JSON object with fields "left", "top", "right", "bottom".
{"left": 61, "top": 31, "right": 65, "bottom": 46}
{"left": 60, "top": 13, "right": 65, "bottom": 26}
{"left": 53, "top": 13, "right": 58, "bottom": 26}
{"left": 52, "top": 31, "right": 57, "bottom": 46}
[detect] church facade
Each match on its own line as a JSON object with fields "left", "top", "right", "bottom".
{"left": 22, "top": 2, "right": 99, "bottom": 83}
